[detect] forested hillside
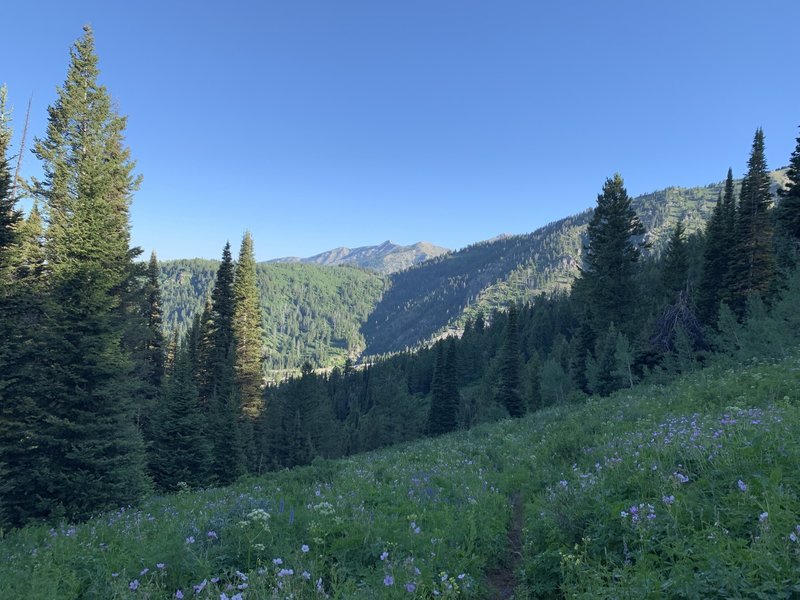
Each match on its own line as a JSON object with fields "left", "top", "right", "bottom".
{"left": 269, "top": 239, "right": 449, "bottom": 274}
{"left": 362, "top": 170, "right": 787, "bottom": 355}
{"left": 160, "top": 260, "right": 385, "bottom": 372}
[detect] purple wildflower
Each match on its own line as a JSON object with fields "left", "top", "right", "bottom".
{"left": 301, "top": 544, "right": 310, "bottom": 553}
{"left": 129, "top": 579, "right": 140, "bottom": 591}
{"left": 207, "top": 530, "right": 218, "bottom": 539}
{"left": 140, "top": 567, "right": 149, "bottom": 576}
{"left": 272, "top": 557, "right": 283, "bottom": 565}
{"left": 380, "top": 550, "right": 389, "bottom": 561}
{"left": 193, "top": 579, "right": 207, "bottom": 594}
{"left": 302, "top": 570, "right": 311, "bottom": 580}
{"left": 384, "top": 575, "right": 394, "bottom": 586}
{"left": 185, "top": 535, "right": 195, "bottom": 544}
{"left": 662, "top": 495, "right": 675, "bottom": 505}
{"left": 405, "top": 582, "right": 417, "bottom": 592}
{"left": 737, "top": 480, "right": 747, "bottom": 492}
{"left": 156, "top": 563, "right": 166, "bottom": 570}
{"left": 759, "top": 512, "right": 769, "bottom": 523}
{"left": 175, "top": 591, "right": 184, "bottom": 599}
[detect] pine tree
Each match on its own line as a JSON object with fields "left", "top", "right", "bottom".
{"left": 427, "top": 342, "right": 447, "bottom": 434}
{"left": 428, "top": 340, "right": 459, "bottom": 434}
{"left": 22, "top": 26, "right": 148, "bottom": 520}
{"left": 144, "top": 251, "right": 165, "bottom": 390}
{"left": 199, "top": 243, "right": 246, "bottom": 482}
{"left": 776, "top": 126, "right": 800, "bottom": 249}
{"left": 0, "top": 85, "right": 21, "bottom": 274}
{"left": 697, "top": 170, "right": 736, "bottom": 325}
{"left": 662, "top": 221, "right": 689, "bottom": 295}
{"left": 578, "top": 173, "right": 646, "bottom": 335}
{"left": 726, "top": 129, "right": 775, "bottom": 314}
{"left": 233, "top": 231, "right": 264, "bottom": 418}
{"left": 495, "top": 305, "right": 524, "bottom": 417}
{"left": 148, "top": 344, "right": 212, "bottom": 490}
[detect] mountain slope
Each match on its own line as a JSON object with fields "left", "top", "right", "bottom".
{"left": 361, "top": 170, "right": 787, "bottom": 355}
{"left": 160, "top": 261, "right": 385, "bottom": 373}
{"left": 270, "top": 240, "right": 450, "bottom": 274}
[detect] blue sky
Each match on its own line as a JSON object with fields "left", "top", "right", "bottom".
{"left": 3, "top": 1, "right": 799, "bottom": 261}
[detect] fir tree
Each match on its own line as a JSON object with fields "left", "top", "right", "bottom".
{"left": 726, "top": 129, "right": 775, "bottom": 314}
{"left": 24, "top": 25, "right": 148, "bottom": 520}
{"left": 200, "top": 243, "right": 246, "bottom": 482}
{"left": 495, "top": 305, "right": 524, "bottom": 417}
{"left": 144, "top": 251, "right": 165, "bottom": 390}
{"left": 427, "top": 339, "right": 459, "bottom": 435}
{"left": 776, "top": 126, "right": 800, "bottom": 249}
{"left": 661, "top": 221, "right": 689, "bottom": 294}
{"left": 233, "top": 231, "right": 265, "bottom": 432}
{"left": 0, "top": 85, "right": 21, "bottom": 273}
{"left": 148, "top": 344, "right": 212, "bottom": 490}
{"left": 697, "top": 170, "right": 736, "bottom": 325}
{"left": 578, "top": 173, "right": 646, "bottom": 336}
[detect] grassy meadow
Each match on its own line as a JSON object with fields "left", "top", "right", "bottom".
{"left": 2, "top": 351, "right": 799, "bottom": 599}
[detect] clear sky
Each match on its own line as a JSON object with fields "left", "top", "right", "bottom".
{"left": 3, "top": 1, "right": 799, "bottom": 261}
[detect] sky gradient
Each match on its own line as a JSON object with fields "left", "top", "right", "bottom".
{"left": 3, "top": 1, "right": 800, "bottom": 261}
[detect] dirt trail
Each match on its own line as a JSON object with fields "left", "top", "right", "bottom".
{"left": 486, "top": 492, "right": 524, "bottom": 599}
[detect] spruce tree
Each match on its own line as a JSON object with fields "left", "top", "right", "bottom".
{"left": 661, "top": 221, "right": 689, "bottom": 295}
{"left": 578, "top": 173, "right": 646, "bottom": 336}
{"left": 495, "top": 305, "right": 524, "bottom": 417}
{"left": 200, "top": 243, "right": 246, "bottom": 482}
{"left": 427, "top": 342, "right": 447, "bottom": 434}
{"left": 233, "top": 231, "right": 264, "bottom": 418}
{"left": 726, "top": 129, "right": 775, "bottom": 314}
{"left": 148, "top": 344, "right": 212, "bottom": 490}
{"left": 697, "top": 171, "right": 736, "bottom": 325}
{"left": 776, "top": 126, "right": 800, "bottom": 249}
{"left": 144, "top": 251, "right": 165, "bottom": 390}
{"left": 24, "top": 26, "right": 148, "bottom": 520}
{"left": 0, "top": 85, "right": 21, "bottom": 272}
{"left": 428, "top": 340, "right": 459, "bottom": 434}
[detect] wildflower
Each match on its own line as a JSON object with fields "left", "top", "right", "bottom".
{"left": 211, "top": 577, "right": 220, "bottom": 584}
{"left": 221, "top": 594, "right": 230, "bottom": 600}
{"left": 156, "top": 563, "right": 166, "bottom": 570}
{"left": 384, "top": 575, "right": 394, "bottom": 586}
{"left": 175, "top": 591, "right": 184, "bottom": 599}
{"left": 278, "top": 569, "right": 294, "bottom": 577}
{"left": 558, "top": 480, "right": 568, "bottom": 488}
{"left": 232, "top": 595, "right": 243, "bottom": 600}
{"left": 301, "top": 544, "right": 310, "bottom": 553}
{"left": 193, "top": 579, "right": 208, "bottom": 594}
{"left": 207, "top": 530, "right": 218, "bottom": 539}
{"left": 185, "top": 535, "right": 195, "bottom": 544}
{"left": 673, "top": 472, "right": 689, "bottom": 484}
{"left": 405, "top": 582, "right": 417, "bottom": 592}
{"left": 458, "top": 573, "right": 466, "bottom": 580}
{"left": 380, "top": 550, "right": 389, "bottom": 561}
{"left": 737, "top": 480, "right": 747, "bottom": 492}
{"left": 235, "top": 571, "right": 248, "bottom": 581}
{"left": 759, "top": 512, "right": 769, "bottom": 523}
{"left": 662, "top": 495, "right": 675, "bottom": 505}
{"left": 238, "top": 583, "right": 248, "bottom": 590}
{"left": 316, "top": 578, "right": 324, "bottom": 592}
{"left": 112, "top": 573, "right": 120, "bottom": 578}
{"left": 302, "top": 571, "right": 311, "bottom": 580}
{"left": 129, "top": 579, "right": 140, "bottom": 591}
{"left": 140, "top": 567, "right": 149, "bottom": 576}
{"left": 273, "top": 557, "right": 283, "bottom": 565}
{"left": 790, "top": 532, "right": 798, "bottom": 543}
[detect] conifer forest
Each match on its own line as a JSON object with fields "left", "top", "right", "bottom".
{"left": 2, "top": 25, "right": 800, "bottom": 599}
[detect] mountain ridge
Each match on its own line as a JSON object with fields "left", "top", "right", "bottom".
{"left": 267, "top": 240, "right": 450, "bottom": 274}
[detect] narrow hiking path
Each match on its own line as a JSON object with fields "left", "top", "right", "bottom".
{"left": 486, "top": 492, "right": 524, "bottom": 599}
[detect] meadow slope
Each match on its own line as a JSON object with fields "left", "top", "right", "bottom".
{"left": 1, "top": 352, "right": 799, "bottom": 599}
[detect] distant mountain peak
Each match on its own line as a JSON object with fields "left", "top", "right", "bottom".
{"left": 268, "top": 240, "right": 449, "bottom": 274}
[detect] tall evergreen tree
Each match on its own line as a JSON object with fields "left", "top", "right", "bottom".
{"left": 22, "top": 26, "right": 148, "bottom": 521}
{"left": 200, "top": 243, "right": 246, "bottom": 483}
{"left": 726, "top": 129, "right": 775, "bottom": 314}
{"left": 427, "top": 339, "right": 459, "bottom": 435}
{"left": 144, "top": 251, "right": 165, "bottom": 390}
{"left": 661, "top": 221, "right": 689, "bottom": 294}
{"left": 495, "top": 305, "right": 524, "bottom": 417}
{"left": 148, "top": 344, "right": 212, "bottom": 490}
{"left": 0, "top": 85, "right": 21, "bottom": 273}
{"left": 776, "top": 126, "right": 800, "bottom": 249}
{"left": 697, "top": 170, "right": 736, "bottom": 325}
{"left": 577, "top": 173, "right": 646, "bottom": 336}
{"left": 233, "top": 231, "right": 265, "bottom": 420}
